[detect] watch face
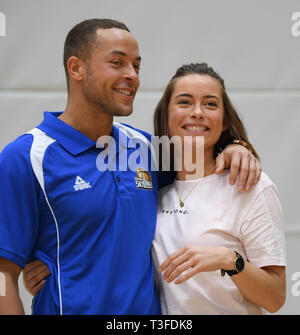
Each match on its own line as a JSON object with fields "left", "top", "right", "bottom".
{"left": 236, "top": 256, "right": 245, "bottom": 272}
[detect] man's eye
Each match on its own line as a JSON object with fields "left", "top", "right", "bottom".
{"left": 134, "top": 64, "right": 141, "bottom": 72}
{"left": 111, "top": 60, "right": 122, "bottom": 66}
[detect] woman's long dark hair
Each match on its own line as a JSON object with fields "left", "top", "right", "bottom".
{"left": 153, "top": 63, "right": 259, "bottom": 165}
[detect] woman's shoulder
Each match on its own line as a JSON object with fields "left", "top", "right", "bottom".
{"left": 255, "top": 171, "right": 276, "bottom": 190}
{"left": 217, "top": 169, "right": 278, "bottom": 199}
{"left": 248, "top": 171, "right": 279, "bottom": 200}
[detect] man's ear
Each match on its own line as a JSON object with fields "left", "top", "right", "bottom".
{"left": 67, "top": 56, "right": 85, "bottom": 82}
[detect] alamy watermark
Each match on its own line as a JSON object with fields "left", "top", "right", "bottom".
{"left": 95, "top": 135, "right": 205, "bottom": 180}
{"left": 291, "top": 12, "right": 300, "bottom": 37}
{"left": 0, "top": 272, "right": 5, "bottom": 296}
{"left": 291, "top": 272, "right": 300, "bottom": 297}
{"left": 0, "top": 12, "right": 6, "bottom": 37}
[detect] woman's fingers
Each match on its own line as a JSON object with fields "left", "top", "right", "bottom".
{"left": 159, "top": 247, "right": 186, "bottom": 273}
{"left": 160, "top": 246, "right": 202, "bottom": 283}
{"left": 244, "top": 157, "right": 259, "bottom": 190}
{"left": 160, "top": 246, "right": 231, "bottom": 284}
{"left": 163, "top": 258, "right": 193, "bottom": 283}
{"left": 254, "top": 158, "right": 262, "bottom": 185}
{"left": 174, "top": 266, "right": 201, "bottom": 285}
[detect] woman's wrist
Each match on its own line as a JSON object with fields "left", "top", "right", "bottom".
{"left": 219, "top": 247, "right": 236, "bottom": 271}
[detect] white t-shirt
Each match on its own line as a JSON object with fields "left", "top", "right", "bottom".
{"left": 152, "top": 171, "right": 286, "bottom": 315}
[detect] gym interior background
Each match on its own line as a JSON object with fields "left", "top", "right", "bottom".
{"left": 0, "top": 0, "right": 299, "bottom": 314}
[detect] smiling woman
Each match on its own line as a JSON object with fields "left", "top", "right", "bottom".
{"left": 154, "top": 63, "right": 258, "bottom": 162}
{"left": 167, "top": 74, "right": 227, "bottom": 179}
{"left": 152, "top": 62, "right": 286, "bottom": 315}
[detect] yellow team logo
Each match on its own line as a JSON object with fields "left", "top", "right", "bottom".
{"left": 135, "top": 168, "right": 153, "bottom": 190}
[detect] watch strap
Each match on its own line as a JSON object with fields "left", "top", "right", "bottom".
{"left": 221, "top": 251, "right": 245, "bottom": 277}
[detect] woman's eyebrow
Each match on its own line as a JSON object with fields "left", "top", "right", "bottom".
{"left": 204, "top": 95, "right": 220, "bottom": 100}
{"left": 175, "top": 93, "right": 193, "bottom": 99}
{"left": 175, "top": 93, "right": 220, "bottom": 100}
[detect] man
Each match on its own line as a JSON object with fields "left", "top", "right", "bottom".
{"left": 0, "top": 19, "right": 261, "bottom": 315}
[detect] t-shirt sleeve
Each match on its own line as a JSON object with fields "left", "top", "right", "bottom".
{"left": 0, "top": 135, "right": 40, "bottom": 268}
{"left": 240, "top": 184, "right": 286, "bottom": 268}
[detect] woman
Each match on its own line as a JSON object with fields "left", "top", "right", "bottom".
{"left": 152, "top": 62, "right": 286, "bottom": 314}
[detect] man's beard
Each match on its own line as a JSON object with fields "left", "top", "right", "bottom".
{"left": 83, "top": 72, "right": 134, "bottom": 117}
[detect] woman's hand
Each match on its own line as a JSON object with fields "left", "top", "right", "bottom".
{"left": 215, "top": 144, "right": 262, "bottom": 191}
{"left": 23, "top": 260, "right": 51, "bottom": 296}
{"left": 159, "top": 246, "right": 236, "bottom": 284}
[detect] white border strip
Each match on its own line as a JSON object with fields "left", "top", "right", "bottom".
{"left": 27, "top": 128, "right": 63, "bottom": 315}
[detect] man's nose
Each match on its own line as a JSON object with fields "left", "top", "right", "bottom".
{"left": 124, "top": 64, "right": 139, "bottom": 83}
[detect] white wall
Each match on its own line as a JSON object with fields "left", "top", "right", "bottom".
{"left": 0, "top": 0, "right": 299, "bottom": 314}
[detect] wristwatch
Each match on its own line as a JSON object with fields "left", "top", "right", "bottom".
{"left": 221, "top": 251, "right": 245, "bottom": 277}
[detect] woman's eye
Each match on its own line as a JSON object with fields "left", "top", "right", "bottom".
{"left": 178, "top": 100, "right": 190, "bottom": 105}
{"left": 206, "top": 101, "right": 218, "bottom": 107}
